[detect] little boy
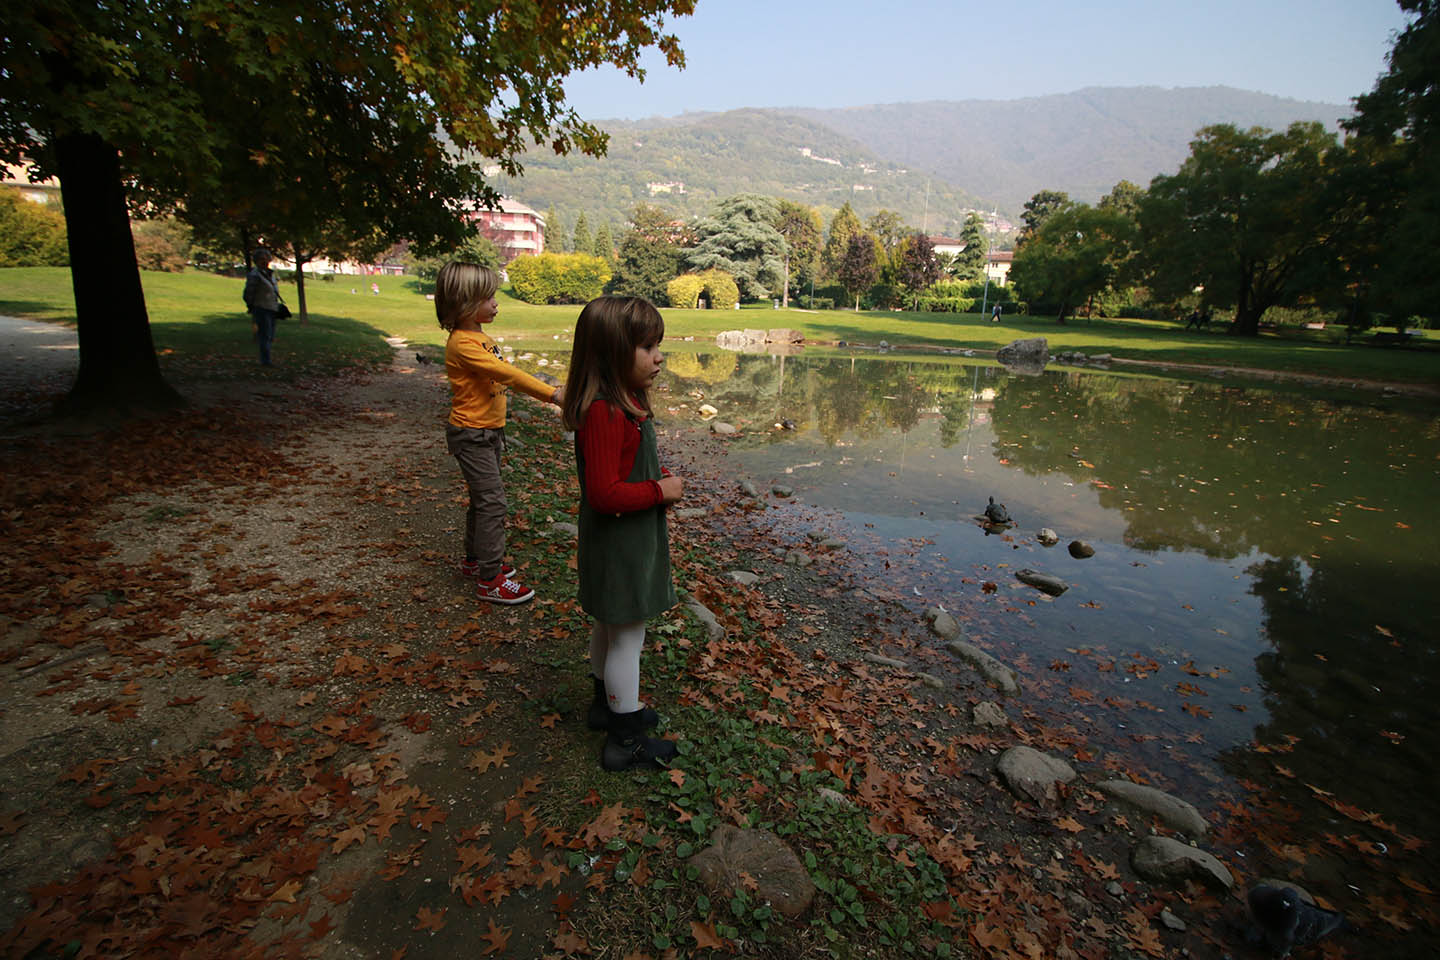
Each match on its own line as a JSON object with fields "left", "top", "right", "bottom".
{"left": 436, "top": 262, "right": 563, "bottom": 604}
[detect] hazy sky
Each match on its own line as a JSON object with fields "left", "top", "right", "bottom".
{"left": 560, "top": 0, "right": 1410, "bottom": 120}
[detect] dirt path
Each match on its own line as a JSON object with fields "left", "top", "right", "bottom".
{"left": 2, "top": 344, "right": 1394, "bottom": 959}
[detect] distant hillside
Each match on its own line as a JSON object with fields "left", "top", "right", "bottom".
{"left": 490, "top": 110, "right": 987, "bottom": 238}
{"left": 791, "top": 86, "right": 1350, "bottom": 212}
{"left": 494, "top": 86, "right": 1350, "bottom": 236}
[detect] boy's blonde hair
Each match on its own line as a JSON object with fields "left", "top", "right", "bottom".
{"left": 562, "top": 296, "right": 665, "bottom": 430}
{"left": 435, "top": 261, "right": 500, "bottom": 331}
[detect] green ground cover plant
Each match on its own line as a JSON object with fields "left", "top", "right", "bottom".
{"left": 2, "top": 267, "right": 1435, "bottom": 386}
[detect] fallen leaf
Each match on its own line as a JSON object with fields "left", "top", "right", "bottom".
{"left": 414, "top": 906, "right": 447, "bottom": 932}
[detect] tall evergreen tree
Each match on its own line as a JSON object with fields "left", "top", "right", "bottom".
{"left": 684, "top": 194, "right": 786, "bottom": 299}
{"left": 592, "top": 223, "right": 616, "bottom": 265}
{"left": 822, "top": 202, "right": 862, "bottom": 281}
{"left": 609, "top": 204, "right": 683, "bottom": 303}
{"left": 954, "top": 212, "right": 988, "bottom": 281}
{"left": 571, "top": 213, "right": 593, "bottom": 259}
{"left": 774, "top": 199, "right": 822, "bottom": 307}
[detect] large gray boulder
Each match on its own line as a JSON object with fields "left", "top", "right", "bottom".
{"left": 995, "top": 337, "right": 1049, "bottom": 375}
{"left": 767, "top": 328, "right": 803, "bottom": 343}
{"left": 997, "top": 746, "right": 1075, "bottom": 806}
{"left": 1130, "top": 836, "right": 1233, "bottom": 892}
{"left": 1097, "top": 780, "right": 1208, "bottom": 838}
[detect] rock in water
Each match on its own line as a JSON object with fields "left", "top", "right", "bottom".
{"left": 1037, "top": 528, "right": 1060, "bottom": 546}
{"left": 1015, "top": 568, "right": 1069, "bottom": 596}
{"left": 983, "top": 496, "right": 1011, "bottom": 524}
{"left": 1068, "top": 540, "right": 1095, "bottom": 559}
{"left": 1248, "top": 884, "right": 1345, "bottom": 956}
{"left": 995, "top": 337, "right": 1049, "bottom": 375}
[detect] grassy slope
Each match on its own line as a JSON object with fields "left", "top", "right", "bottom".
{"left": 2, "top": 267, "right": 1436, "bottom": 386}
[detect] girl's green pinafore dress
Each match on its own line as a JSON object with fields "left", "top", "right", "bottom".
{"left": 576, "top": 412, "right": 677, "bottom": 624}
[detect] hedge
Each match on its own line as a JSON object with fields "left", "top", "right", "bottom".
{"left": 666, "top": 269, "right": 739, "bottom": 310}
{"left": 507, "top": 252, "right": 611, "bottom": 305}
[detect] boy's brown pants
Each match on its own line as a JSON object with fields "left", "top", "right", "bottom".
{"left": 446, "top": 426, "right": 507, "bottom": 579}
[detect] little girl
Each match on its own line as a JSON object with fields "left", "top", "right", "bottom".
{"left": 562, "top": 296, "right": 684, "bottom": 771}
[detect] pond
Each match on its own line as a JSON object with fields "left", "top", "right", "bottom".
{"left": 523, "top": 342, "right": 1439, "bottom": 941}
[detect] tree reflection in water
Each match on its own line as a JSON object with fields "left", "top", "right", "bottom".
{"left": 628, "top": 346, "right": 1440, "bottom": 948}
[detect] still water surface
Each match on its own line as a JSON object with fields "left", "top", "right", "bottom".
{"left": 531, "top": 344, "right": 1439, "bottom": 938}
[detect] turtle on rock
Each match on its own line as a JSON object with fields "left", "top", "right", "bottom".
{"left": 983, "top": 497, "right": 1011, "bottom": 525}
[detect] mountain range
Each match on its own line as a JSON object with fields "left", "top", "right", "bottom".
{"left": 492, "top": 86, "right": 1348, "bottom": 239}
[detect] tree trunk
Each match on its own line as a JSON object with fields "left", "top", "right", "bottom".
{"left": 781, "top": 255, "right": 790, "bottom": 309}
{"left": 1231, "top": 268, "right": 1260, "bottom": 336}
{"left": 854, "top": 293, "right": 861, "bottom": 311}
{"left": 291, "top": 245, "right": 310, "bottom": 324}
{"left": 54, "top": 132, "right": 182, "bottom": 414}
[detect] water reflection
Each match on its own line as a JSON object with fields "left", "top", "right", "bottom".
{"left": 540, "top": 344, "right": 1440, "bottom": 943}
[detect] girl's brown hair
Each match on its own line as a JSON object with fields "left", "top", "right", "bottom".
{"left": 434, "top": 261, "right": 500, "bottom": 331}
{"left": 562, "top": 296, "right": 665, "bottom": 430}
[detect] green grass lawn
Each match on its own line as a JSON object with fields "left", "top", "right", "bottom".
{"left": 2, "top": 266, "right": 1436, "bottom": 386}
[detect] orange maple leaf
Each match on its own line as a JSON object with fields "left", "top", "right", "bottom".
{"left": 1055, "top": 816, "right": 1085, "bottom": 833}
{"left": 667, "top": 768, "right": 686, "bottom": 788}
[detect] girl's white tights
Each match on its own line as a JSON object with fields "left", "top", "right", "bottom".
{"left": 589, "top": 620, "right": 645, "bottom": 714}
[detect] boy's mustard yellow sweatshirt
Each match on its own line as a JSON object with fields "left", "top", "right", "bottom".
{"left": 445, "top": 329, "right": 555, "bottom": 428}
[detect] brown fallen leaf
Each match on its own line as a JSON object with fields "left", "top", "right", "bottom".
{"left": 414, "top": 906, "right": 447, "bottom": 932}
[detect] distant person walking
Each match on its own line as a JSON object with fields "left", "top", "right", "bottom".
{"left": 992, "top": 303, "right": 1002, "bottom": 322}
{"left": 242, "top": 248, "right": 285, "bottom": 366}
{"left": 371, "top": 281, "right": 380, "bottom": 296}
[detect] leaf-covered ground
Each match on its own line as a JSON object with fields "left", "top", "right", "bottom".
{"left": 1, "top": 344, "right": 1427, "bottom": 959}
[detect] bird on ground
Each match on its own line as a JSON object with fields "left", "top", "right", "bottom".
{"left": 983, "top": 497, "right": 1011, "bottom": 525}
{"left": 1247, "top": 884, "right": 1345, "bottom": 957}
{"left": 415, "top": 352, "right": 432, "bottom": 364}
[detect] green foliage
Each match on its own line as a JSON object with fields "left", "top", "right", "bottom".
{"left": 774, "top": 198, "right": 822, "bottom": 300}
{"left": 1019, "top": 190, "right": 1071, "bottom": 242}
{"left": 609, "top": 204, "right": 685, "bottom": 304}
{"left": 667, "top": 269, "right": 739, "bottom": 310}
{"left": 0, "top": 191, "right": 67, "bottom": 266}
{"left": 1012, "top": 203, "right": 1133, "bottom": 322}
{"left": 837, "top": 233, "right": 880, "bottom": 308}
{"left": 1137, "top": 122, "right": 1342, "bottom": 334}
{"left": 896, "top": 232, "right": 942, "bottom": 308}
{"left": 131, "top": 218, "right": 192, "bottom": 273}
{"left": 822, "top": 202, "right": 862, "bottom": 281}
{"left": 592, "top": 223, "right": 616, "bottom": 265}
{"left": 1345, "top": 1, "right": 1440, "bottom": 324}
{"left": 951, "top": 212, "right": 987, "bottom": 281}
{"left": 571, "top": 212, "right": 593, "bottom": 258}
{"left": 0, "top": 0, "right": 693, "bottom": 404}
{"left": 684, "top": 194, "right": 786, "bottom": 300}
{"left": 507, "top": 252, "right": 612, "bottom": 305}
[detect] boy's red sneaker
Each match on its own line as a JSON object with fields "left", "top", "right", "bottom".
{"left": 460, "top": 559, "right": 516, "bottom": 580}
{"left": 476, "top": 572, "right": 535, "bottom": 605}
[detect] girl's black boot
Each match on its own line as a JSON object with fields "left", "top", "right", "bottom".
{"left": 601, "top": 708, "right": 678, "bottom": 771}
{"left": 587, "top": 676, "right": 658, "bottom": 731}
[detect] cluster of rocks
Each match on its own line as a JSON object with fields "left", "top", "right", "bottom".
{"left": 996, "top": 745, "right": 1234, "bottom": 890}
{"left": 1052, "top": 351, "right": 1114, "bottom": 368}
{"left": 715, "top": 328, "right": 804, "bottom": 354}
